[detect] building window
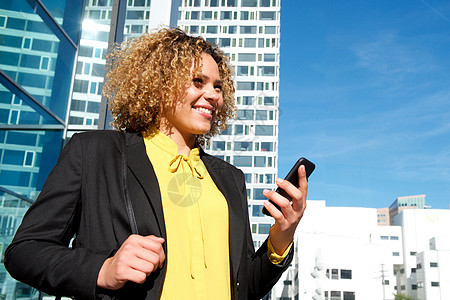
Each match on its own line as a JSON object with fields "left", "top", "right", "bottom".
{"left": 390, "top": 236, "right": 399, "bottom": 240}
{"left": 191, "top": 11, "right": 200, "bottom": 19}
{"left": 206, "top": 25, "right": 218, "bottom": 33}
{"left": 411, "top": 284, "right": 417, "bottom": 290}
{"left": 265, "top": 25, "right": 276, "bottom": 34}
{"left": 380, "top": 235, "right": 389, "bottom": 240}
{"left": 430, "top": 262, "right": 438, "bottom": 267}
{"left": 260, "top": 142, "right": 273, "bottom": 152}
{"left": 22, "top": 37, "right": 32, "bottom": 49}
{"left": 240, "top": 25, "right": 257, "bottom": 34}
{"left": 431, "top": 282, "right": 439, "bottom": 287}
{"left": 233, "top": 156, "right": 252, "bottom": 167}
{"left": 221, "top": 11, "right": 232, "bottom": 20}
{"left": 40, "top": 56, "right": 50, "bottom": 70}
{"left": 253, "top": 188, "right": 265, "bottom": 200}
{"left": 330, "top": 291, "right": 341, "bottom": 300}
{"left": 258, "top": 224, "right": 271, "bottom": 234}
{"left": 202, "top": 11, "right": 212, "bottom": 20}
{"left": 255, "top": 110, "right": 267, "bottom": 120}
{"left": 392, "top": 252, "right": 400, "bottom": 256}
{"left": 238, "top": 53, "right": 256, "bottom": 62}
{"left": 242, "top": 96, "right": 254, "bottom": 105}
{"left": 331, "top": 269, "right": 338, "bottom": 280}
{"left": 343, "top": 292, "right": 355, "bottom": 300}
{"left": 244, "top": 173, "right": 252, "bottom": 183}
{"left": 410, "top": 251, "right": 416, "bottom": 256}
{"left": 234, "top": 142, "right": 252, "bottom": 151}
{"left": 237, "top": 66, "right": 249, "bottom": 76}
{"left": 259, "top": 11, "right": 276, "bottom": 20}
{"left": 411, "top": 268, "right": 416, "bottom": 273}
{"left": 254, "top": 156, "right": 266, "bottom": 167}
{"left": 212, "top": 141, "right": 225, "bottom": 151}
{"left": 241, "top": 0, "right": 257, "bottom": 7}
{"left": 340, "top": 269, "right": 352, "bottom": 279}
{"left": 89, "top": 82, "right": 97, "bottom": 94}
{"left": 237, "top": 82, "right": 255, "bottom": 90}
{"left": 416, "top": 263, "right": 422, "bottom": 269}
{"left": 252, "top": 205, "right": 265, "bottom": 217}
{"left": 0, "top": 15, "right": 6, "bottom": 27}
{"left": 244, "top": 38, "right": 256, "bottom": 47}
{"left": 255, "top": 125, "right": 274, "bottom": 136}
{"left": 190, "top": 25, "right": 199, "bottom": 34}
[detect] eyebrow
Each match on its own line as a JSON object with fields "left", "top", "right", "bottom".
{"left": 200, "top": 74, "right": 223, "bottom": 85}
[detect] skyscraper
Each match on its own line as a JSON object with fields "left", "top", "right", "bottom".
{"left": 0, "top": 0, "right": 84, "bottom": 298}
{"left": 177, "top": 0, "right": 281, "bottom": 248}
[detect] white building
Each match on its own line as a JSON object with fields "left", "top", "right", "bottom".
{"left": 270, "top": 201, "right": 450, "bottom": 300}
{"left": 178, "top": 0, "right": 282, "bottom": 248}
{"left": 271, "top": 200, "right": 402, "bottom": 300}
{"left": 394, "top": 209, "right": 450, "bottom": 300}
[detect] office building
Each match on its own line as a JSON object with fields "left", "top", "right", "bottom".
{"left": 178, "top": 0, "right": 281, "bottom": 248}
{"left": 0, "top": 0, "right": 84, "bottom": 298}
{"left": 389, "top": 194, "right": 426, "bottom": 225}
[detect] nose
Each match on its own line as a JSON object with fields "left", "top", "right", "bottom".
{"left": 203, "top": 84, "right": 221, "bottom": 103}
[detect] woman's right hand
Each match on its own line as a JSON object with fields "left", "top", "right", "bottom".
{"left": 96, "top": 234, "right": 165, "bottom": 290}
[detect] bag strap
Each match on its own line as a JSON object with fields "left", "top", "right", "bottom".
{"left": 121, "top": 132, "right": 139, "bottom": 235}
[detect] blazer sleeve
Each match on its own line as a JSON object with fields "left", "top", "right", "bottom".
{"left": 4, "top": 134, "right": 109, "bottom": 300}
{"left": 236, "top": 170, "right": 294, "bottom": 299}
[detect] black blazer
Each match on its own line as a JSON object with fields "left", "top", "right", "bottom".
{"left": 5, "top": 131, "right": 292, "bottom": 299}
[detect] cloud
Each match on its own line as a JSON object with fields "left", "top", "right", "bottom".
{"left": 352, "top": 32, "right": 437, "bottom": 75}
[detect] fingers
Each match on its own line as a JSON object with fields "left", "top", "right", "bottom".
{"left": 264, "top": 165, "right": 307, "bottom": 217}
{"left": 97, "top": 234, "right": 166, "bottom": 290}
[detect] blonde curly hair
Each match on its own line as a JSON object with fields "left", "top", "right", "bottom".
{"left": 103, "top": 27, "right": 236, "bottom": 144}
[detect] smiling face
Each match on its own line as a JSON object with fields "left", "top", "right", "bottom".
{"left": 159, "top": 53, "right": 224, "bottom": 147}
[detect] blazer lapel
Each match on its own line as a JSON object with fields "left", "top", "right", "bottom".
{"left": 125, "top": 132, "right": 166, "bottom": 239}
{"left": 200, "top": 150, "right": 246, "bottom": 281}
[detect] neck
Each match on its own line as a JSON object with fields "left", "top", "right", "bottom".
{"left": 159, "top": 126, "right": 196, "bottom": 156}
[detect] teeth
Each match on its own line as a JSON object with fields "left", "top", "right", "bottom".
{"left": 194, "top": 107, "right": 212, "bottom": 115}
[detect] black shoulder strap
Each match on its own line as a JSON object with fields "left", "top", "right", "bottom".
{"left": 121, "top": 132, "right": 139, "bottom": 235}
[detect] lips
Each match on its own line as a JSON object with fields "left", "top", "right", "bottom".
{"left": 193, "top": 106, "right": 213, "bottom": 115}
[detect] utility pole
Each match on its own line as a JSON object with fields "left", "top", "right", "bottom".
{"left": 381, "top": 264, "right": 386, "bottom": 300}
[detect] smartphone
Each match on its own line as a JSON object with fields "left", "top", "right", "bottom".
{"left": 262, "top": 157, "right": 315, "bottom": 216}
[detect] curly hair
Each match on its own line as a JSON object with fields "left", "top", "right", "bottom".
{"left": 103, "top": 27, "right": 236, "bottom": 144}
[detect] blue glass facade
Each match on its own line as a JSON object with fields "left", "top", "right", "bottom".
{"left": 0, "top": 0, "right": 84, "bottom": 298}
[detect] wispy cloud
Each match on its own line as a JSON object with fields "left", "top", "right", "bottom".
{"left": 352, "top": 32, "right": 438, "bottom": 75}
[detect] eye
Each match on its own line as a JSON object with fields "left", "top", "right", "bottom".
{"left": 214, "top": 84, "right": 223, "bottom": 92}
{"left": 193, "top": 78, "right": 203, "bottom": 89}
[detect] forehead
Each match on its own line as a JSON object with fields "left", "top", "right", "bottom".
{"left": 200, "top": 53, "right": 220, "bottom": 78}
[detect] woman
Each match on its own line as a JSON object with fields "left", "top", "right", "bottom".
{"left": 5, "top": 28, "right": 308, "bottom": 299}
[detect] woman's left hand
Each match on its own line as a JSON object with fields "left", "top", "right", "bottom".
{"left": 263, "top": 165, "right": 308, "bottom": 255}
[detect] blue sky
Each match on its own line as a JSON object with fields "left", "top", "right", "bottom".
{"left": 278, "top": 0, "right": 450, "bottom": 209}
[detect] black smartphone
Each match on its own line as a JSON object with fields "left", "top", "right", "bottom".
{"left": 262, "top": 157, "right": 315, "bottom": 216}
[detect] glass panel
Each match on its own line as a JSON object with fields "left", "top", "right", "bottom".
{"left": 0, "top": 0, "right": 77, "bottom": 121}
{"left": 39, "top": 0, "right": 84, "bottom": 42}
{"left": 252, "top": 205, "right": 265, "bottom": 217}
{"left": 0, "top": 83, "right": 61, "bottom": 125}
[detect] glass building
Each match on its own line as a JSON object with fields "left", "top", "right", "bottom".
{"left": 0, "top": 0, "right": 84, "bottom": 298}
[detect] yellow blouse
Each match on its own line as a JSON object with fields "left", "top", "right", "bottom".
{"left": 144, "top": 131, "right": 230, "bottom": 300}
